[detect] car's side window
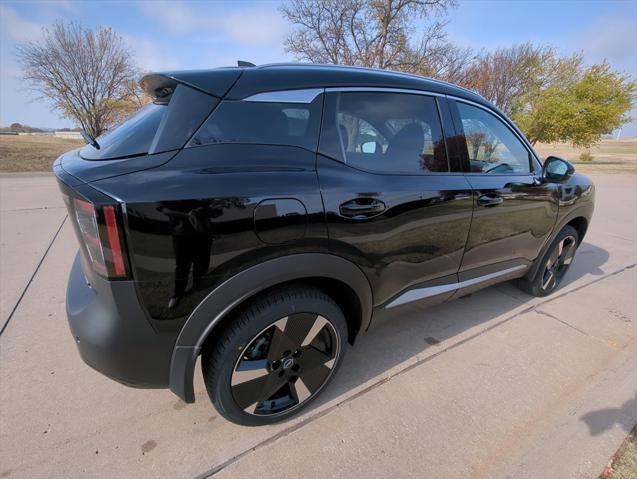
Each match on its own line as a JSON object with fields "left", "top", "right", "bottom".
{"left": 336, "top": 92, "right": 448, "bottom": 173}
{"left": 456, "top": 102, "right": 531, "bottom": 174}
{"left": 189, "top": 94, "right": 322, "bottom": 151}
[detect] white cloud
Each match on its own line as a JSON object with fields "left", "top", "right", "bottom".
{"left": 138, "top": 1, "right": 286, "bottom": 47}
{"left": 138, "top": 0, "right": 199, "bottom": 34}
{"left": 223, "top": 10, "right": 286, "bottom": 47}
{"left": 0, "top": 6, "right": 44, "bottom": 42}
{"left": 122, "top": 33, "right": 181, "bottom": 72}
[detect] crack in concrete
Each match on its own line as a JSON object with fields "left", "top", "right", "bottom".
{"left": 535, "top": 308, "right": 592, "bottom": 338}
{"left": 0, "top": 215, "right": 68, "bottom": 337}
{"left": 198, "top": 261, "right": 637, "bottom": 478}
{"left": 605, "top": 233, "right": 637, "bottom": 244}
{"left": 1, "top": 206, "right": 66, "bottom": 213}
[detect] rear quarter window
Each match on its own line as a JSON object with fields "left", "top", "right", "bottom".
{"left": 189, "top": 95, "right": 323, "bottom": 151}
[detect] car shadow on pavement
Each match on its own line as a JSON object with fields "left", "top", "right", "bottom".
{"left": 564, "top": 242, "right": 610, "bottom": 281}
{"left": 308, "top": 241, "right": 611, "bottom": 414}
{"left": 581, "top": 394, "right": 637, "bottom": 436}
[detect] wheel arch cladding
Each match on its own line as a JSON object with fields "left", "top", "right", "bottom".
{"left": 525, "top": 206, "right": 592, "bottom": 283}
{"left": 566, "top": 216, "right": 588, "bottom": 245}
{"left": 168, "top": 253, "right": 373, "bottom": 403}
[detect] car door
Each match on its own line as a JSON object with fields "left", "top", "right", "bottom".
{"left": 317, "top": 89, "right": 474, "bottom": 309}
{"left": 447, "top": 98, "right": 559, "bottom": 285}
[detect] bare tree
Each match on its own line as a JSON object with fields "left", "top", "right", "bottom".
{"left": 105, "top": 77, "right": 152, "bottom": 127}
{"left": 281, "top": 0, "right": 458, "bottom": 70}
{"left": 459, "top": 44, "right": 556, "bottom": 115}
{"left": 17, "top": 21, "right": 144, "bottom": 138}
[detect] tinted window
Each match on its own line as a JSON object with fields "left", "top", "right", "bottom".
{"left": 336, "top": 92, "right": 448, "bottom": 173}
{"left": 456, "top": 102, "right": 531, "bottom": 174}
{"left": 150, "top": 84, "right": 218, "bottom": 154}
{"left": 80, "top": 84, "right": 217, "bottom": 160}
{"left": 80, "top": 103, "right": 165, "bottom": 160}
{"left": 189, "top": 95, "right": 322, "bottom": 150}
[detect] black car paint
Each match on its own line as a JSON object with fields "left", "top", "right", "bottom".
{"left": 55, "top": 64, "right": 594, "bottom": 402}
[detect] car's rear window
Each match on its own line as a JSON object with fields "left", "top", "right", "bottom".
{"left": 188, "top": 95, "right": 323, "bottom": 151}
{"left": 80, "top": 104, "right": 165, "bottom": 160}
{"left": 80, "top": 84, "right": 218, "bottom": 160}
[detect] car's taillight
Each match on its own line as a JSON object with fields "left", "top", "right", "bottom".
{"left": 103, "top": 206, "right": 126, "bottom": 276}
{"left": 73, "top": 198, "right": 128, "bottom": 279}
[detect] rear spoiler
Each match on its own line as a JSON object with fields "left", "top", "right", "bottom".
{"left": 140, "top": 68, "right": 243, "bottom": 102}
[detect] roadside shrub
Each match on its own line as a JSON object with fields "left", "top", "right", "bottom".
{"left": 579, "top": 151, "right": 594, "bottom": 162}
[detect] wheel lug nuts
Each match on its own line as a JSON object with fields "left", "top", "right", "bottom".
{"left": 293, "top": 349, "right": 301, "bottom": 357}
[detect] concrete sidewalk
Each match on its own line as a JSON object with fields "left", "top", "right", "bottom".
{"left": 0, "top": 174, "right": 66, "bottom": 328}
{"left": 0, "top": 173, "right": 635, "bottom": 478}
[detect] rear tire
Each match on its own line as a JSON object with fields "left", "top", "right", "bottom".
{"left": 201, "top": 284, "right": 347, "bottom": 426}
{"left": 518, "top": 225, "right": 579, "bottom": 297}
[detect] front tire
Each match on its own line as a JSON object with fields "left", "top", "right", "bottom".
{"left": 201, "top": 284, "right": 347, "bottom": 426}
{"left": 518, "top": 225, "right": 579, "bottom": 297}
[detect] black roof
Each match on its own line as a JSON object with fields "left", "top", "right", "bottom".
{"left": 141, "top": 63, "right": 488, "bottom": 106}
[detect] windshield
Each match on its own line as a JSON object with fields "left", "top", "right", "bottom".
{"left": 80, "top": 103, "right": 165, "bottom": 160}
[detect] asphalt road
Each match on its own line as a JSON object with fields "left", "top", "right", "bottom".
{"left": 0, "top": 172, "right": 635, "bottom": 479}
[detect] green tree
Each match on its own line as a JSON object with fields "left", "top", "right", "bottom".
{"left": 514, "top": 62, "right": 636, "bottom": 147}
{"left": 280, "top": 1, "right": 635, "bottom": 149}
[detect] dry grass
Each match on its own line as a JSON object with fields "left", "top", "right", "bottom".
{"left": 601, "top": 425, "right": 637, "bottom": 479}
{"left": 534, "top": 138, "right": 637, "bottom": 174}
{"left": 0, "top": 134, "right": 635, "bottom": 175}
{"left": 0, "top": 135, "right": 83, "bottom": 172}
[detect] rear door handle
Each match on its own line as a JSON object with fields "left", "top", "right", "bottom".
{"left": 339, "top": 198, "right": 386, "bottom": 218}
{"left": 477, "top": 193, "right": 503, "bottom": 207}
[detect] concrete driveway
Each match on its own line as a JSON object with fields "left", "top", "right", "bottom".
{"left": 1, "top": 172, "right": 635, "bottom": 479}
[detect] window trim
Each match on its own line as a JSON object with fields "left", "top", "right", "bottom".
{"left": 325, "top": 86, "right": 445, "bottom": 97}
{"left": 243, "top": 88, "right": 324, "bottom": 103}
{"left": 449, "top": 97, "right": 543, "bottom": 175}
{"left": 326, "top": 88, "right": 452, "bottom": 176}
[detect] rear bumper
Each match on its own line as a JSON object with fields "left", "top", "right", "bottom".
{"left": 66, "top": 252, "right": 175, "bottom": 388}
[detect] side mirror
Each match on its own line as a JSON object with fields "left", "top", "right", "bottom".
{"left": 361, "top": 141, "right": 377, "bottom": 154}
{"left": 543, "top": 156, "right": 575, "bottom": 182}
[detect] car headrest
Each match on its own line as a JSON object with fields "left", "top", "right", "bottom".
{"left": 385, "top": 122, "right": 425, "bottom": 159}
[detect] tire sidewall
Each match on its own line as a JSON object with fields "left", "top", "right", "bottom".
{"left": 532, "top": 225, "right": 579, "bottom": 297}
{"left": 207, "top": 287, "right": 348, "bottom": 426}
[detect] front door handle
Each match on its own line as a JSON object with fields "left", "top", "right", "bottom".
{"left": 505, "top": 177, "right": 543, "bottom": 188}
{"left": 339, "top": 198, "right": 386, "bottom": 218}
{"left": 477, "top": 193, "right": 503, "bottom": 207}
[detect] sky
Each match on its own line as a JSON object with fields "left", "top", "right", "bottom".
{"left": 1, "top": 0, "right": 636, "bottom": 135}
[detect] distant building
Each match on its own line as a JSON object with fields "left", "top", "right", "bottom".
{"left": 54, "top": 131, "right": 83, "bottom": 139}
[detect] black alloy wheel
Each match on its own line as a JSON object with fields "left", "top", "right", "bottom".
{"left": 230, "top": 314, "right": 339, "bottom": 416}
{"left": 202, "top": 285, "right": 347, "bottom": 426}
{"left": 540, "top": 234, "right": 577, "bottom": 292}
{"left": 518, "top": 224, "right": 579, "bottom": 297}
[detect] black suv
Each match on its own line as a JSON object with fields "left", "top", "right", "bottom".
{"left": 54, "top": 63, "right": 594, "bottom": 425}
